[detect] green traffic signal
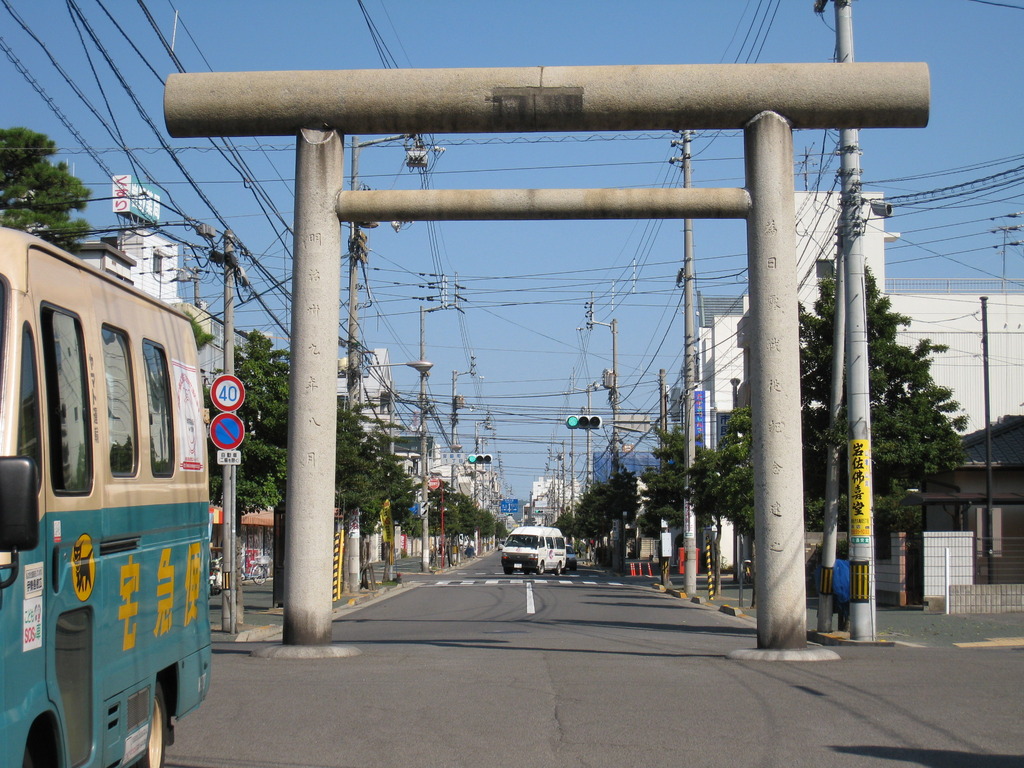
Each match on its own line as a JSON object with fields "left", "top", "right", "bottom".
{"left": 468, "top": 453, "right": 492, "bottom": 464}
{"left": 565, "top": 415, "right": 602, "bottom": 429}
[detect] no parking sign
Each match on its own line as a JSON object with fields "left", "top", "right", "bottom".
{"left": 210, "top": 412, "right": 245, "bottom": 451}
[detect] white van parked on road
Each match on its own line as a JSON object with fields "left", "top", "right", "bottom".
{"left": 501, "top": 526, "right": 567, "bottom": 575}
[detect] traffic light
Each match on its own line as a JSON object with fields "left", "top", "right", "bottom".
{"left": 467, "top": 454, "right": 492, "bottom": 464}
{"left": 565, "top": 415, "right": 602, "bottom": 429}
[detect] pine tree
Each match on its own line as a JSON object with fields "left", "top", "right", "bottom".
{"left": 1, "top": 127, "right": 92, "bottom": 249}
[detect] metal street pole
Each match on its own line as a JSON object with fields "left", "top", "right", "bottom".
{"left": 221, "top": 230, "right": 238, "bottom": 634}
{"left": 834, "top": 0, "right": 877, "bottom": 642}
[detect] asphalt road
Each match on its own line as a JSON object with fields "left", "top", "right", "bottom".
{"left": 173, "top": 552, "right": 1024, "bottom": 768}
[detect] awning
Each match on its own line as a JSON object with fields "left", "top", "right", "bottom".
{"left": 241, "top": 510, "right": 275, "bottom": 527}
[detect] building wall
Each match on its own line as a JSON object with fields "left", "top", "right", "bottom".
{"left": 117, "top": 230, "right": 182, "bottom": 304}
{"left": 889, "top": 290, "right": 1024, "bottom": 434}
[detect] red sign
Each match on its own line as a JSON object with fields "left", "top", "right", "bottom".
{"left": 211, "top": 374, "right": 245, "bottom": 412}
{"left": 428, "top": 476, "right": 441, "bottom": 491}
{"left": 210, "top": 412, "right": 245, "bottom": 450}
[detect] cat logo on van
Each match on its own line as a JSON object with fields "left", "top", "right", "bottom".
{"left": 500, "top": 526, "right": 567, "bottom": 575}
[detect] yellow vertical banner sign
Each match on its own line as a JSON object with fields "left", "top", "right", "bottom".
{"left": 849, "top": 438, "right": 872, "bottom": 541}
{"left": 332, "top": 532, "right": 343, "bottom": 601}
{"left": 380, "top": 500, "right": 393, "bottom": 544}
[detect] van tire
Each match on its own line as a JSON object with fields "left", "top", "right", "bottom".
{"left": 537, "top": 561, "right": 545, "bottom": 575}
{"left": 140, "top": 682, "right": 168, "bottom": 768}
{"left": 503, "top": 567, "right": 513, "bottom": 574}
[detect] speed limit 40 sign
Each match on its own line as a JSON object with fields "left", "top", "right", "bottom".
{"left": 211, "top": 374, "right": 245, "bottom": 412}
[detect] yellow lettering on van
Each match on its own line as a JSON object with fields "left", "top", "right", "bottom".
{"left": 118, "top": 555, "right": 140, "bottom": 650}
{"left": 184, "top": 542, "right": 201, "bottom": 626}
{"left": 154, "top": 548, "right": 174, "bottom": 637}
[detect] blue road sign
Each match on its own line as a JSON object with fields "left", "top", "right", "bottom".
{"left": 210, "top": 412, "right": 245, "bottom": 450}
{"left": 500, "top": 498, "right": 519, "bottom": 516}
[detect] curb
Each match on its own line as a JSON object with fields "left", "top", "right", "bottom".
{"left": 655, "top": 583, "right": 752, "bottom": 619}
{"left": 807, "top": 630, "right": 895, "bottom": 648}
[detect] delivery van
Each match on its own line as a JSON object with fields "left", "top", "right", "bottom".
{"left": 501, "top": 526, "right": 567, "bottom": 575}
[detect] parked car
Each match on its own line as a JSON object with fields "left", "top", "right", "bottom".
{"left": 566, "top": 545, "right": 578, "bottom": 571}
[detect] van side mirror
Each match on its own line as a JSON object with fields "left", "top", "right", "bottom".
{"left": 0, "top": 456, "right": 39, "bottom": 550}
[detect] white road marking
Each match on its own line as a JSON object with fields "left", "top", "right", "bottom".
{"left": 526, "top": 582, "right": 536, "bottom": 614}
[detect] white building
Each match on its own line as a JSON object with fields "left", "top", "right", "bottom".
{"left": 711, "top": 191, "right": 1024, "bottom": 435}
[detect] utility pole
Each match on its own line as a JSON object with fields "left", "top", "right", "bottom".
{"left": 832, "top": 0, "right": 877, "bottom": 640}
{"left": 588, "top": 310, "right": 619, "bottom": 475}
{"left": 671, "top": 130, "right": 698, "bottom": 596}
{"left": 981, "top": 296, "right": 994, "bottom": 585}
{"left": 417, "top": 306, "right": 432, "bottom": 573}
{"left": 610, "top": 318, "right": 619, "bottom": 473}
{"left": 585, "top": 385, "right": 595, "bottom": 487}
{"left": 346, "top": 135, "right": 412, "bottom": 408}
{"left": 817, "top": 234, "right": 846, "bottom": 632}
{"left": 659, "top": 369, "right": 672, "bottom": 587}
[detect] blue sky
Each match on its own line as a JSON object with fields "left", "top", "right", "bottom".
{"left": 2, "top": 0, "right": 1022, "bottom": 500}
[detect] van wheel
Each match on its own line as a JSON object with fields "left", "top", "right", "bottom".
{"left": 553, "top": 562, "right": 562, "bottom": 576}
{"left": 140, "top": 682, "right": 168, "bottom": 768}
{"left": 503, "top": 567, "right": 513, "bottom": 575}
{"left": 537, "top": 561, "right": 545, "bottom": 575}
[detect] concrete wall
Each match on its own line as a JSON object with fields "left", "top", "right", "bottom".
{"left": 948, "top": 583, "right": 1024, "bottom": 614}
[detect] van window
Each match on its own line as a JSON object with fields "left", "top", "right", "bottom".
{"left": 545, "top": 536, "right": 554, "bottom": 548}
{"left": 143, "top": 340, "right": 174, "bottom": 477}
{"left": 41, "top": 307, "right": 92, "bottom": 493}
{"left": 555, "top": 537, "right": 565, "bottom": 549}
{"left": 506, "top": 533, "right": 538, "bottom": 548}
{"left": 103, "top": 326, "right": 137, "bottom": 476}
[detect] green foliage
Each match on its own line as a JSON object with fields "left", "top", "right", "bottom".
{"left": 208, "top": 331, "right": 291, "bottom": 512}
{"left": 572, "top": 470, "right": 640, "bottom": 540}
{"left": 1, "top": 127, "right": 91, "bottom": 249}
{"left": 429, "top": 486, "right": 490, "bottom": 539}
{"left": 800, "top": 272, "right": 967, "bottom": 533}
{"left": 639, "top": 428, "right": 689, "bottom": 534}
{"left": 184, "top": 311, "right": 215, "bottom": 350}
{"left": 642, "top": 412, "right": 755, "bottom": 538}
{"left": 337, "top": 406, "right": 416, "bottom": 536}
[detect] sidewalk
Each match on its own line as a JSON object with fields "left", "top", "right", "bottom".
{"left": 649, "top": 568, "right": 1024, "bottom": 648}
{"left": 208, "top": 554, "right": 476, "bottom": 642}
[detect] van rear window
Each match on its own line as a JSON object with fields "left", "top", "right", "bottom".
{"left": 506, "top": 534, "right": 539, "bottom": 548}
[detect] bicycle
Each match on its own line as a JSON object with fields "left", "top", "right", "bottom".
{"left": 243, "top": 554, "right": 271, "bottom": 585}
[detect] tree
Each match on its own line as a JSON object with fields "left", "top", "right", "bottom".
{"left": 336, "top": 406, "right": 416, "bottom": 548}
{"left": 1, "top": 127, "right": 91, "bottom": 249}
{"left": 800, "top": 273, "right": 967, "bottom": 533}
{"left": 209, "top": 331, "right": 291, "bottom": 512}
{"left": 642, "top": 411, "right": 754, "bottom": 593}
{"left": 571, "top": 470, "right": 639, "bottom": 565}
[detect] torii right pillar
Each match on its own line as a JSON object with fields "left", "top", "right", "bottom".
{"left": 729, "top": 111, "right": 839, "bottom": 662}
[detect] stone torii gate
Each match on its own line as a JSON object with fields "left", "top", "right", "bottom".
{"left": 165, "top": 62, "right": 929, "bottom": 660}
